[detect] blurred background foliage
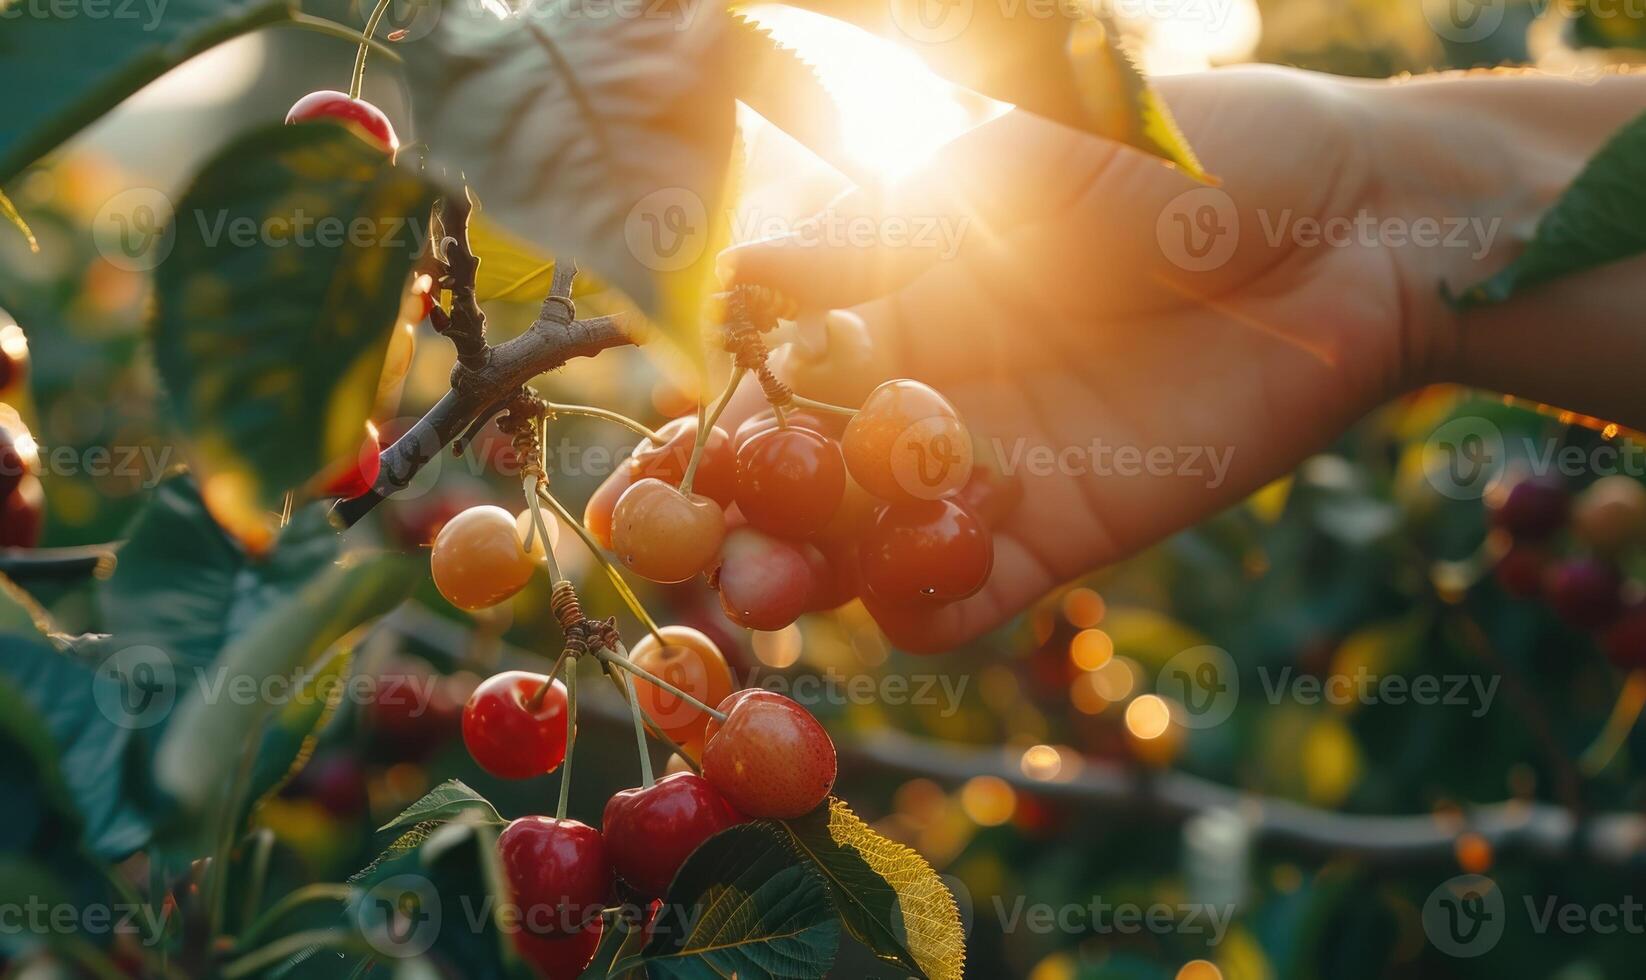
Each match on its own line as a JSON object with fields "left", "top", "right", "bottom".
{"left": 3, "top": 0, "right": 1646, "bottom": 977}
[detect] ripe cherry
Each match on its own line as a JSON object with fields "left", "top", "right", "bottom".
{"left": 602, "top": 772, "right": 744, "bottom": 897}
{"left": 285, "top": 90, "right": 399, "bottom": 158}
{"left": 586, "top": 460, "right": 638, "bottom": 550}
{"left": 0, "top": 316, "right": 29, "bottom": 397}
{"left": 859, "top": 499, "right": 993, "bottom": 604}
{"left": 1543, "top": 558, "right": 1623, "bottom": 630}
{"left": 1494, "top": 544, "right": 1547, "bottom": 599}
{"left": 287, "top": 751, "right": 368, "bottom": 818}
{"left": 0, "top": 426, "right": 26, "bottom": 502}
{"left": 731, "top": 410, "right": 832, "bottom": 455}
{"left": 461, "top": 671, "right": 570, "bottom": 779}
{"left": 842, "top": 380, "right": 972, "bottom": 503}
{"left": 611, "top": 478, "right": 725, "bottom": 583}
{"left": 0, "top": 475, "right": 43, "bottom": 548}
{"left": 628, "top": 626, "right": 735, "bottom": 744}
{"left": 1604, "top": 599, "right": 1646, "bottom": 669}
{"left": 498, "top": 816, "right": 611, "bottom": 934}
{"left": 431, "top": 505, "right": 538, "bottom": 610}
{"left": 955, "top": 457, "right": 1025, "bottom": 530}
{"left": 1573, "top": 476, "right": 1646, "bottom": 553}
{"left": 734, "top": 426, "right": 846, "bottom": 538}
{"left": 515, "top": 508, "right": 561, "bottom": 561}
{"left": 714, "top": 527, "right": 814, "bottom": 631}
{"left": 816, "top": 472, "right": 876, "bottom": 542}
{"left": 703, "top": 691, "right": 836, "bottom": 819}
{"left": 632, "top": 415, "right": 735, "bottom": 507}
{"left": 512, "top": 918, "right": 604, "bottom": 980}
{"left": 316, "top": 428, "right": 381, "bottom": 500}
{"left": 802, "top": 539, "right": 860, "bottom": 612}
{"left": 1489, "top": 476, "right": 1569, "bottom": 541}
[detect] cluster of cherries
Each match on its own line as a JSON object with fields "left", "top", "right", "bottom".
{"left": 1490, "top": 472, "right": 1646, "bottom": 666}
{"left": 462, "top": 626, "right": 837, "bottom": 978}
{"left": 0, "top": 315, "right": 44, "bottom": 549}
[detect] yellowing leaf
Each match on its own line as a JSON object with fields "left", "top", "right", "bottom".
{"left": 0, "top": 189, "right": 38, "bottom": 253}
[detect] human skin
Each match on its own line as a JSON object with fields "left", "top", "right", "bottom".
{"left": 718, "top": 66, "right": 1646, "bottom": 652}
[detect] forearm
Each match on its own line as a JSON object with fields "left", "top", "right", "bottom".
{"left": 1366, "top": 70, "right": 1646, "bottom": 428}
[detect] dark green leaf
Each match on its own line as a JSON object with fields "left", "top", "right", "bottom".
{"left": 152, "top": 124, "right": 436, "bottom": 514}
{"left": 0, "top": 0, "right": 295, "bottom": 183}
{"left": 619, "top": 823, "right": 838, "bottom": 979}
{"left": 401, "top": 1, "right": 738, "bottom": 354}
{"left": 1454, "top": 110, "right": 1646, "bottom": 307}
{"left": 379, "top": 779, "right": 505, "bottom": 834}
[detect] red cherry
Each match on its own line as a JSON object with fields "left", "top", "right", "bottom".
{"left": 632, "top": 416, "right": 735, "bottom": 507}
{"left": 586, "top": 460, "right": 638, "bottom": 550}
{"left": 842, "top": 380, "right": 972, "bottom": 503}
{"left": 318, "top": 429, "right": 381, "bottom": 499}
{"left": 602, "top": 772, "right": 744, "bottom": 897}
{"left": 498, "top": 816, "right": 611, "bottom": 934}
{"left": 859, "top": 499, "right": 993, "bottom": 604}
{"left": 802, "top": 540, "right": 860, "bottom": 612}
{"left": 0, "top": 317, "right": 29, "bottom": 396}
{"left": 733, "top": 426, "right": 846, "bottom": 538}
{"left": 1543, "top": 558, "right": 1623, "bottom": 630}
{"left": 714, "top": 527, "right": 814, "bottom": 631}
{"left": 0, "top": 426, "right": 25, "bottom": 502}
{"left": 702, "top": 691, "right": 835, "bottom": 819}
{"left": 1489, "top": 476, "right": 1569, "bottom": 540}
{"left": 512, "top": 918, "right": 604, "bottom": 980}
{"left": 461, "top": 671, "right": 570, "bottom": 779}
{"left": 285, "top": 90, "right": 399, "bottom": 157}
{"left": 731, "top": 410, "right": 832, "bottom": 455}
{"left": 0, "top": 475, "right": 43, "bottom": 548}
{"left": 1603, "top": 599, "right": 1646, "bottom": 670}
{"left": 1494, "top": 545, "right": 1547, "bottom": 599}
{"left": 288, "top": 751, "right": 368, "bottom": 818}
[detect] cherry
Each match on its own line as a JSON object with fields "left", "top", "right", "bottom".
{"left": 0, "top": 317, "right": 28, "bottom": 396}
{"left": 0, "top": 475, "right": 43, "bottom": 548}
{"left": 611, "top": 478, "right": 725, "bottom": 583}
{"left": 385, "top": 483, "right": 486, "bottom": 550}
{"left": 431, "top": 505, "right": 538, "bottom": 610}
{"left": 629, "top": 626, "right": 735, "bottom": 744}
{"left": 1573, "top": 476, "right": 1646, "bottom": 553}
{"left": 632, "top": 415, "right": 735, "bottom": 507}
{"left": 842, "top": 380, "right": 972, "bottom": 504}
{"left": 1543, "top": 557, "right": 1623, "bottom": 630}
{"left": 1494, "top": 544, "right": 1547, "bottom": 599}
{"left": 515, "top": 507, "right": 561, "bottom": 561}
{"left": 585, "top": 460, "right": 638, "bottom": 550}
{"left": 1489, "top": 476, "right": 1568, "bottom": 540}
{"left": 816, "top": 472, "right": 876, "bottom": 542}
{"left": 287, "top": 751, "right": 368, "bottom": 818}
{"left": 512, "top": 918, "right": 604, "bottom": 980}
{"left": 461, "top": 671, "right": 570, "bottom": 779}
{"left": 497, "top": 816, "right": 611, "bottom": 934}
{"left": 802, "top": 539, "right": 860, "bottom": 612}
{"left": 602, "top": 772, "right": 744, "bottom": 897}
{"left": 859, "top": 499, "right": 993, "bottom": 604}
{"left": 702, "top": 691, "right": 836, "bottom": 819}
{"left": 316, "top": 428, "right": 381, "bottom": 500}
{"left": 955, "top": 457, "right": 1025, "bottom": 530}
{"left": 733, "top": 426, "right": 846, "bottom": 538}
{"left": 731, "top": 410, "right": 832, "bottom": 455}
{"left": 285, "top": 90, "right": 399, "bottom": 157}
{"left": 1603, "top": 599, "right": 1646, "bottom": 669}
{"left": 714, "top": 527, "right": 815, "bottom": 631}
{"left": 0, "top": 426, "right": 26, "bottom": 502}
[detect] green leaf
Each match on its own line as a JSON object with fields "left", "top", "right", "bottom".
{"left": 401, "top": 1, "right": 738, "bottom": 355}
{"left": 0, "top": 0, "right": 296, "bottom": 183}
{"left": 1453, "top": 110, "right": 1646, "bottom": 307}
{"left": 152, "top": 124, "right": 437, "bottom": 516}
{"left": 153, "top": 550, "right": 418, "bottom": 825}
{"left": 618, "top": 823, "right": 839, "bottom": 979}
{"left": 740, "top": 3, "right": 1204, "bottom": 179}
{"left": 243, "top": 642, "right": 356, "bottom": 813}
{"left": 0, "top": 189, "right": 39, "bottom": 253}
{"left": 779, "top": 799, "right": 965, "bottom": 980}
{"left": 726, "top": 15, "right": 864, "bottom": 185}
{"left": 100, "top": 474, "right": 342, "bottom": 672}
{"left": 378, "top": 779, "right": 504, "bottom": 834}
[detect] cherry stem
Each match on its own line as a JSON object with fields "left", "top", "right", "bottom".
{"left": 534, "top": 486, "right": 667, "bottom": 647}
{"left": 611, "top": 643, "right": 656, "bottom": 788}
{"left": 528, "top": 647, "right": 569, "bottom": 712}
{"left": 523, "top": 475, "right": 563, "bottom": 585}
{"left": 790, "top": 394, "right": 859, "bottom": 418}
{"left": 595, "top": 649, "right": 728, "bottom": 722}
{"left": 680, "top": 367, "right": 745, "bottom": 496}
{"left": 557, "top": 666, "right": 578, "bottom": 820}
{"left": 543, "top": 402, "right": 662, "bottom": 444}
{"left": 348, "top": 0, "right": 395, "bottom": 101}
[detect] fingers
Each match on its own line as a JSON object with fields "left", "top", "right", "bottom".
{"left": 719, "top": 109, "right": 1114, "bottom": 313}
